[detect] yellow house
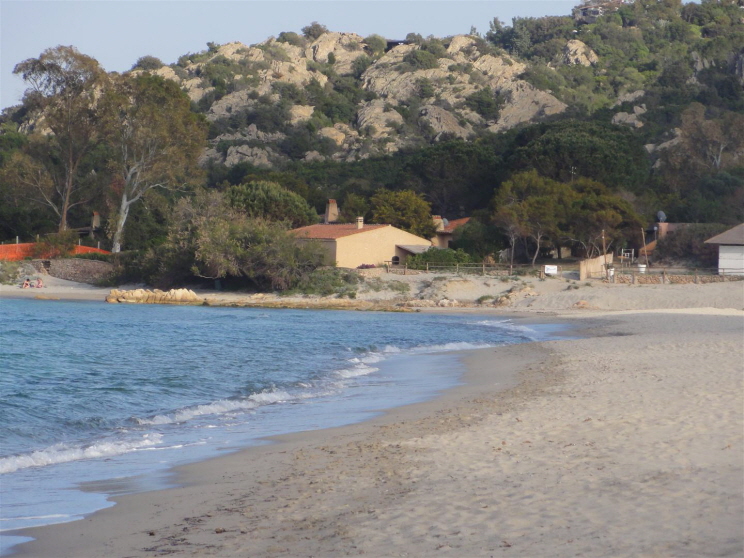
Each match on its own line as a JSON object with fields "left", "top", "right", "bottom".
{"left": 291, "top": 217, "right": 433, "bottom": 268}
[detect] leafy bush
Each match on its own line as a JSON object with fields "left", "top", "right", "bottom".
{"left": 302, "top": 22, "right": 329, "bottom": 40}
{"left": 654, "top": 224, "right": 728, "bottom": 268}
{"left": 132, "top": 56, "right": 165, "bottom": 71}
{"left": 401, "top": 49, "right": 439, "bottom": 71}
{"left": 364, "top": 35, "right": 387, "bottom": 56}
{"left": 464, "top": 88, "right": 505, "bottom": 120}
{"left": 285, "top": 268, "right": 360, "bottom": 297}
{"left": 0, "top": 261, "right": 20, "bottom": 285}
{"left": 33, "top": 230, "right": 79, "bottom": 259}
{"left": 277, "top": 31, "right": 306, "bottom": 47}
{"left": 406, "top": 248, "right": 473, "bottom": 268}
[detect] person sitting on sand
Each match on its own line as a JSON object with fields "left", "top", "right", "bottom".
{"left": 35, "top": 277, "right": 44, "bottom": 288}
{"left": 21, "top": 278, "right": 30, "bottom": 288}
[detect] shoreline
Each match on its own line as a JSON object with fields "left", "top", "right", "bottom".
{"left": 4, "top": 276, "right": 743, "bottom": 556}
{"left": 10, "top": 308, "right": 743, "bottom": 557}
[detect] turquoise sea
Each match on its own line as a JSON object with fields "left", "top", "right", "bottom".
{"left": 0, "top": 299, "right": 566, "bottom": 554}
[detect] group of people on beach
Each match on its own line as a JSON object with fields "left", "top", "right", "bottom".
{"left": 21, "top": 277, "right": 44, "bottom": 289}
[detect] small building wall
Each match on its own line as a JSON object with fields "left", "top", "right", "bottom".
{"left": 718, "top": 245, "right": 744, "bottom": 275}
{"left": 579, "top": 253, "right": 614, "bottom": 280}
{"left": 335, "top": 227, "right": 431, "bottom": 268}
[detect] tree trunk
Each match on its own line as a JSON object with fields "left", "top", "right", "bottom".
{"left": 111, "top": 193, "right": 130, "bottom": 253}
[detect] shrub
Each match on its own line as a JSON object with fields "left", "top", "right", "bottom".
{"left": 464, "top": 88, "right": 505, "bottom": 120}
{"left": 285, "top": 268, "right": 360, "bottom": 297}
{"left": 0, "top": 261, "right": 20, "bottom": 285}
{"left": 132, "top": 55, "right": 165, "bottom": 71}
{"left": 406, "top": 248, "right": 473, "bottom": 268}
{"left": 277, "top": 31, "right": 306, "bottom": 47}
{"left": 33, "top": 230, "right": 78, "bottom": 259}
{"left": 364, "top": 35, "right": 387, "bottom": 56}
{"left": 654, "top": 224, "right": 728, "bottom": 268}
{"left": 402, "top": 49, "right": 439, "bottom": 71}
{"left": 302, "top": 22, "right": 329, "bottom": 40}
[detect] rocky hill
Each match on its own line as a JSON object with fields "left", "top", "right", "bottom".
{"left": 137, "top": 32, "right": 594, "bottom": 169}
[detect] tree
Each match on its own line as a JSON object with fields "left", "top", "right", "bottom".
{"left": 161, "top": 190, "right": 325, "bottom": 290}
{"left": 564, "top": 178, "right": 643, "bottom": 258}
{"left": 492, "top": 171, "right": 572, "bottom": 265}
{"left": 227, "top": 180, "right": 317, "bottom": 227}
{"left": 302, "top": 22, "right": 329, "bottom": 40}
{"left": 370, "top": 189, "right": 436, "bottom": 238}
{"left": 13, "top": 46, "right": 108, "bottom": 231}
{"left": 131, "top": 56, "right": 164, "bottom": 71}
{"left": 101, "top": 73, "right": 207, "bottom": 252}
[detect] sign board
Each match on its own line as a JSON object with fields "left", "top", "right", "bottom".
{"left": 544, "top": 265, "right": 558, "bottom": 276}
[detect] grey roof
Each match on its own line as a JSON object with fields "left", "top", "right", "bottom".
{"left": 705, "top": 223, "right": 744, "bottom": 246}
{"left": 396, "top": 244, "right": 431, "bottom": 254}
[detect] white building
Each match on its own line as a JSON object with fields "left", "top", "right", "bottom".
{"left": 705, "top": 223, "right": 744, "bottom": 275}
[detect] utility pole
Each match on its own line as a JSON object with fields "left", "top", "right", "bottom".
{"left": 602, "top": 229, "right": 608, "bottom": 280}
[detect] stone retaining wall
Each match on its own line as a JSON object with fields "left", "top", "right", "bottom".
{"left": 613, "top": 273, "right": 744, "bottom": 285}
{"left": 29, "top": 258, "right": 114, "bottom": 284}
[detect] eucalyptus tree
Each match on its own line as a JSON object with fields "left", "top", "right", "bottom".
{"left": 12, "top": 46, "right": 108, "bottom": 231}
{"left": 101, "top": 73, "right": 207, "bottom": 252}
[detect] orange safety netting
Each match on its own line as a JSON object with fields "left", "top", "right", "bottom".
{"left": 0, "top": 243, "right": 110, "bottom": 261}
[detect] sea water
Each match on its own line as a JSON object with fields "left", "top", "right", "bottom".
{"left": 0, "top": 299, "right": 565, "bottom": 554}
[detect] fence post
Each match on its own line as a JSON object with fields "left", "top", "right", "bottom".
{"left": 16, "top": 236, "right": 19, "bottom": 244}
{"left": 662, "top": 269, "right": 666, "bottom": 284}
{"left": 426, "top": 262, "right": 429, "bottom": 272}
{"left": 632, "top": 270, "right": 636, "bottom": 285}
{"left": 694, "top": 269, "right": 698, "bottom": 284}
{"left": 482, "top": 262, "right": 485, "bottom": 275}
{"left": 404, "top": 263, "right": 407, "bottom": 276}
{"left": 456, "top": 263, "right": 459, "bottom": 273}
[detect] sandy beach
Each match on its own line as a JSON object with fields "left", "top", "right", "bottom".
{"left": 5, "top": 277, "right": 744, "bottom": 557}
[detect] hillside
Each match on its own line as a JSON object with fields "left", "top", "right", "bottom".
{"left": 1, "top": 0, "right": 743, "bottom": 249}
{"left": 124, "top": 1, "right": 744, "bottom": 171}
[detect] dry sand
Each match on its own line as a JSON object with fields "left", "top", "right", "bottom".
{"left": 5, "top": 277, "right": 744, "bottom": 557}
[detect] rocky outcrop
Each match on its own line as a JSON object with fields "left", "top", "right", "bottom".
{"left": 418, "top": 105, "right": 471, "bottom": 139}
{"left": 559, "top": 40, "right": 599, "bottom": 67}
{"left": 106, "top": 288, "right": 202, "bottom": 305}
{"left": 489, "top": 81, "right": 567, "bottom": 132}
{"left": 224, "top": 145, "right": 279, "bottom": 168}
{"left": 356, "top": 100, "right": 404, "bottom": 138}
{"left": 305, "top": 32, "right": 367, "bottom": 75}
{"left": 612, "top": 104, "right": 647, "bottom": 128}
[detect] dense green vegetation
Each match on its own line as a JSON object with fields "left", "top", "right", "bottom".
{"left": 1, "top": 0, "right": 741, "bottom": 289}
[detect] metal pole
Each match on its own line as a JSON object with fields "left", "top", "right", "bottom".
{"left": 602, "top": 229, "right": 608, "bottom": 280}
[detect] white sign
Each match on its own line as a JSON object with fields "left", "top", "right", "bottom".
{"left": 544, "top": 265, "right": 558, "bottom": 275}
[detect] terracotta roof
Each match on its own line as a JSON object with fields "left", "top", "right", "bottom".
{"left": 290, "top": 223, "right": 389, "bottom": 240}
{"left": 439, "top": 217, "right": 470, "bottom": 234}
{"left": 705, "top": 223, "right": 744, "bottom": 246}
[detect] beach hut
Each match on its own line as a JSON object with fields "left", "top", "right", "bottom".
{"left": 704, "top": 223, "right": 744, "bottom": 275}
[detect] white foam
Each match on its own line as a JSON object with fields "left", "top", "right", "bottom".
{"left": 335, "top": 364, "right": 379, "bottom": 379}
{"left": 137, "top": 389, "right": 299, "bottom": 426}
{"left": 0, "top": 434, "right": 162, "bottom": 474}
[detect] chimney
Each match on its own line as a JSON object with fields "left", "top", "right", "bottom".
{"left": 324, "top": 199, "right": 339, "bottom": 224}
{"left": 356, "top": 217, "right": 364, "bottom": 229}
{"left": 432, "top": 215, "right": 444, "bottom": 232}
